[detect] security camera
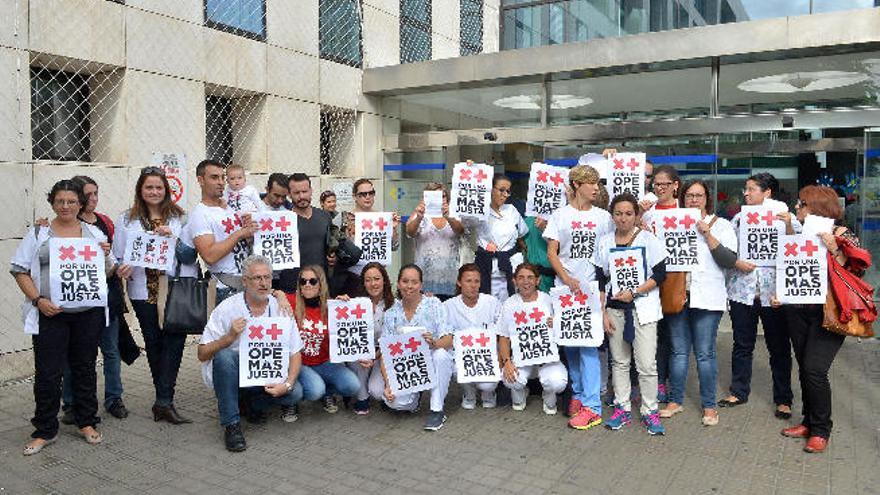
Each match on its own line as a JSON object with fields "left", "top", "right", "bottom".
{"left": 782, "top": 116, "right": 794, "bottom": 128}
{"left": 483, "top": 132, "right": 497, "bottom": 141}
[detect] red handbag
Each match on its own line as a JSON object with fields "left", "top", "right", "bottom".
{"left": 822, "top": 235, "right": 876, "bottom": 338}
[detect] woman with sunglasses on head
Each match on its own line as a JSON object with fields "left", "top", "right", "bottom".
{"left": 379, "top": 264, "right": 454, "bottom": 431}
{"left": 114, "top": 168, "right": 193, "bottom": 425}
{"left": 721, "top": 173, "right": 798, "bottom": 420}
{"left": 341, "top": 262, "right": 395, "bottom": 415}
{"left": 774, "top": 186, "right": 865, "bottom": 453}
{"left": 660, "top": 180, "right": 737, "bottom": 426}
{"left": 287, "top": 265, "right": 360, "bottom": 417}
{"left": 637, "top": 164, "right": 681, "bottom": 405}
{"left": 545, "top": 164, "right": 613, "bottom": 430}
{"left": 474, "top": 174, "right": 528, "bottom": 303}
{"left": 12, "top": 180, "right": 115, "bottom": 455}
{"left": 406, "top": 183, "right": 466, "bottom": 302}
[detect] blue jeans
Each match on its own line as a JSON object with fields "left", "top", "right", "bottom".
{"left": 131, "top": 300, "right": 187, "bottom": 407}
{"left": 212, "top": 348, "right": 302, "bottom": 426}
{"left": 298, "top": 362, "right": 361, "bottom": 401}
{"left": 728, "top": 300, "right": 793, "bottom": 405}
{"left": 62, "top": 316, "right": 123, "bottom": 410}
{"left": 667, "top": 305, "right": 722, "bottom": 409}
{"left": 564, "top": 346, "right": 602, "bottom": 411}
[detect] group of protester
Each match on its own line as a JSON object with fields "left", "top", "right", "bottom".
{"left": 12, "top": 154, "right": 867, "bottom": 455}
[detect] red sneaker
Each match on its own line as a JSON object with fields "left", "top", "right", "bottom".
{"left": 781, "top": 424, "right": 810, "bottom": 438}
{"left": 567, "top": 399, "right": 583, "bottom": 418}
{"left": 568, "top": 407, "right": 603, "bottom": 430}
{"left": 804, "top": 436, "right": 828, "bottom": 453}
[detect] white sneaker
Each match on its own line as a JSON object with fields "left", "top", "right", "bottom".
{"left": 481, "top": 391, "right": 497, "bottom": 409}
{"left": 543, "top": 401, "right": 557, "bottom": 415}
{"left": 461, "top": 394, "right": 476, "bottom": 410}
{"left": 512, "top": 399, "right": 527, "bottom": 411}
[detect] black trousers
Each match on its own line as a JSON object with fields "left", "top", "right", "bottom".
{"left": 785, "top": 305, "right": 845, "bottom": 439}
{"left": 728, "top": 300, "right": 793, "bottom": 405}
{"left": 32, "top": 308, "right": 103, "bottom": 439}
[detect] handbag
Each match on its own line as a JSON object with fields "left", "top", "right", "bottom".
{"left": 822, "top": 245, "right": 876, "bottom": 338}
{"left": 162, "top": 263, "right": 213, "bottom": 334}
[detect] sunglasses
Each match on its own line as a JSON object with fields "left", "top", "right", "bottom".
{"left": 141, "top": 166, "right": 166, "bottom": 176}
{"left": 299, "top": 277, "right": 319, "bottom": 286}
{"left": 356, "top": 190, "right": 376, "bottom": 198}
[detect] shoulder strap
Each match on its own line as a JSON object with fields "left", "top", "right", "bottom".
{"left": 624, "top": 228, "right": 641, "bottom": 247}
{"left": 706, "top": 215, "right": 718, "bottom": 228}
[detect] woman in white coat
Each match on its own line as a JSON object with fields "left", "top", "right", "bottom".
{"left": 661, "top": 180, "right": 738, "bottom": 426}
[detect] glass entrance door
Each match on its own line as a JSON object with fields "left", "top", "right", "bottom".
{"left": 861, "top": 129, "right": 880, "bottom": 297}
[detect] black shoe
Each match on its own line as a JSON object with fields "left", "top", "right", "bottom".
{"left": 152, "top": 404, "right": 193, "bottom": 425}
{"left": 60, "top": 408, "right": 75, "bottom": 426}
{"left": 775, "top": 405, "right": 792, "bottom": 420}
{"left": 106, "top": 399, "right": 129, "bottom": 419}
{"left": 718, "top": 397, "right": 748, "bottom": 408}
{"left": 224, "top": 423, "right": 247, "bottom": 452}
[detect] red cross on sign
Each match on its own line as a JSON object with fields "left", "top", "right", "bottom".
{"left": 351, "top": 304, "right": 367, "bottom": 319}
{"left": 536, "top": 170, "right": 549, "bottom": 183}
{"left": 559, "top": 294, "right": 573, "bottom": 307}
{"left": 388, "top": 342, "right": 403, "bottom": 356}
{"left": 59, "top": 246, "right": 76, "bottom": 261}
{"left": 361, "top": 219, "right": 373, "bottom": 230}
{"left": 761, "top": 210, "right": 776, "bottom": 226}
{"left": 248, "top": 325, "right": 264, "bottom": 339}
{"left": 614, "top": 258, "right": 625, "bottom": 267}
{"left": 800, "top": 240, "right": 819, "bottom": 257}
{"left": 460, "top": 334, "right": 474, "bottom": 347}
{"left": 275, "top": 216, "right": 291, "bottom": 232}
{"left": 626, "top": 158, "right": 639, "bottom": 171}
{"left": 529, "top": 307, "right": 545, "bottom": 322}
{"left": 459, "top": 169, "right": 472, "bottom": 181}
{"left": 78, "top": 245, "right": 98, "bottom": 262}
{"left": 571, "top": 221, "right": 582, "bottom": 229}
{"left": 625, "top": 256, "right": 637, "bottom": 266}
{"left": 585, "top": 221, "right": 596, "bottom": 230}
{"left": 335, "top": 306, "right": 349, "bottom": 320}
{"left": 265, "top": 324, "right": 283, "bottom": 340}
{"left": 679, "top": 215, "right": 696, "bottom": 230}
{"left": 550, "top": 173, "right": 564, "bottom": 187}
{"left": 259, "top": 218, "right": 274, "bottom": 231}
{"left": 613, "top": 158, "right": 625, "bottom": 170}
{"left": 784, "top": 242, "right": 799, "bottom": 257}
{"left": 404, "top": 337, "right": 421, "bottom": 353}
{"left": 746, "top": 212, "right": 760, "bottom": 225}
{"left": 476, "top": 333, "right": 490, "bottom": 347}
{"left": 514, "top": 311, "right": 528, "bottom": 325}
{"left": 474, "top": 169, "right": 488, "bottom": 183}
{"left": 222, "top": 218, "right": 237, "bottom": 234}
{"left": 574, "top": 292, "right": 588, "bottom": 305}
{"left": 663, "top": 217, "right": 678, "bottom": 229}
{"left": 375, "top": 217, "right": 388, "bottom": 230}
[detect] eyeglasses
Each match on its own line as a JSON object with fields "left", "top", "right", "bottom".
{"left": 246, "top": 275, "right": 272, "bottom": 282}
{"left": 356, "top": 190, "right": 376, "bottom": 198}
{"left": 742, "top": 187, "right": 762, "bottom": 195}
{"left": 684, "top": 193, "right": 705, "bottom": 200}
{"left": 141, "top": 166, "right": 166, "bottom": 176}
{"left": 53, "top": 199, "right": 80, "bottom": 206}
{"left": 299, "top": 277, "right": 319, "bottom": 286}
{"left": 494, "top": 187, "right": 511, "bottom": 195}
{"left": 653, "top": 181, "right": 674, "bottom": 189}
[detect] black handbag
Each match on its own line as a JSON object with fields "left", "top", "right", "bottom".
{"left": 336, "top": 237, "right": 363, "bottom": 267}
{"left": 162, "top": 263, "right": 210, "bottom": 334}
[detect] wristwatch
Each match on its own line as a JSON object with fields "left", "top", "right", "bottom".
{"left": 632, "top": 290, "right": 647, "bottom": 299}
{"left": 283, "top": 381, "right": 293, "bottom": 390}
{"left": 31, "top": 296, "right": 44, "bottom": 307}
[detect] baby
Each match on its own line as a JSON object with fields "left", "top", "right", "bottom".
{"left": 224, "top": 164, "right": 261, "bottom": 213}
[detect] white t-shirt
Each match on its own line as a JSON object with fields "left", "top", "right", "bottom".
{"left": 225, "top": 185, "right": 262, "bottom": 213}
{"left": 188, "top": 202, "right": 251, "bottom": 275}
{"left": 199, "top": 293, "right": 303, "bottom": 387}
{"left": 496, "top": 292, "right": 553, "bottom": 338}
{"left": 443, "top": 294, "right": 502, "bottom": 333}
{"left": 476, "top": 204, "right": 527, "bottom": 251}
{"left": 543, "top": 204, "right": 613, "bottom": 285}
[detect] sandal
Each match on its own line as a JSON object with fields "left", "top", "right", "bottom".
{"left": 23, "top": 435, "right": 58, "bottom": 456}
{"left": 79, "top": 426, "right": 103, "bottom": 445}
{"left": 701, "top": 409, "right": 719, "bottom": 426}
{"left": 718, "top": 396, "right": 748, "bottom": 408}
{"left": 775, "top": 404, "right": 792, "bottom": 420}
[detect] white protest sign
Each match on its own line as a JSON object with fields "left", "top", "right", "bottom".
{"left": 454, "top": 328, "right": 500, "bottom": 384}
{"left": 253, "top": 211, "right": 299, "bottom": 270}
{"left": 355, "top": 212, "right": 393, "bottom": 265}
{"left": 450, "top": 162, "right": 493, "bottom": 218}
{"left": 380, "top": 329, "right": 437, "bottom": 394}
{"left": 550, "top": 284, "right": 603, "bottom": 347}
{"left": 239, "top": 317, "right": 292, "bottom": 387}
{"left": 802, "top": 214, "right": 835, "bottom": 239}
{"left": 776, "top": 234, "right": 828, "bottom": 304}
{"left": 49, "top": 238, "right": 108, "bottom": 309}
{"left": 423, "top": 190, "right": 444, "bottom": 219}
{"left": 607, "top": 152, "right": 646, "bottom": 201}
{"left": 328, "top": 298, "right": 375, "bottom": 363}
{"left": 122, "top": 230, "right": 174, "bottom": 271}
{"left": 506, "top": 302, "right": 559, "bottom": 366}
{"left": 525, "top": 162, "right": 569, "bottom": 219}
{"left": 608, "top": 247, "right": 648, "bottom": 295}
{"left": 656, "top": 208, "right": 701, "bottom": 272}
{"left": 738, "top": 204, "right": 785, "bottom": 266}
{"left": 151, "top": 152, "right": 187, "bottom": 204}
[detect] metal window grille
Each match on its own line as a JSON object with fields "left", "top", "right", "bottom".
{"left": 320, "top": 0, "right": 364, "bottom": 68}
{"left": 460, "top": 0, "right": 484, "bottom": 56}
{"left": 400, "top": 0, "right": 432, "bottom": 63}
{"left": 30, "top": 67, "right": 91, "bottom": 162}
{"left": 205, "top": 0, "right": 267, "bottom": 41}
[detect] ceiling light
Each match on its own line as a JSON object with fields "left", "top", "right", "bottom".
{"left": 737, "top": 71, "right": 868, "bottom": 93}
{"left": 493, "top": 94, "right": 593, "bottom": 110}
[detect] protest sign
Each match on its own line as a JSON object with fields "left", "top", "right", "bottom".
{"left": 355, "top": 212, "right": 393, "bottom": 265}
{"left": 776, "top": 234, "right": 828, "bottom": 304}
{"left": 738, "top": 204, "right": 785, "bottom": 266}
{"left": 550, "top": 284, "right": 603, "bottom": 347}
{"left": 49, "top": 238, "right": 108, "bottom": 309}
{"left": 239, "top": 317, "right": 292, "bottom": 387}
{"left": 656, "top": 208, "right": 701, "bottom": 272}
{"left": 328, "top": 298, "right": 375, "bottom": 363}
{"left": 525, "top": 162, "right": 569, "bottom": 218}
{"left": 380, "top": 329, "right": 437, "bottom": 394}
{"left": 450, "top": 162, "right": 493, "bottom": 218}
{"left": 122, "top": 230, "right": 174, "bottom": 271}
{"left": 151, "top": 152, "right": 187, "bottom": 204}
{"left": 608, "top": 152, "right": 646, "bottom": 201}
{"left": 802, "top": 214, "right": 835, "bottom": 238}
{"left": 608, "top": 246, "right": 647, "bottom": 295}
{"left": 454, "top": 328, "right": 500, "bottom": 384}
{"left": 506, "top": 302, "right": 559, "bottom": 366}
{"left": 253, "top": 211, "right": 299, "bottom": 270}
{"left": 424, "top": 190, "right": 444, "bottom": 218}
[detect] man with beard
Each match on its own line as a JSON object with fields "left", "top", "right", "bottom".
{"left": 277, "top": 173, "right": 332, "bottom": 293}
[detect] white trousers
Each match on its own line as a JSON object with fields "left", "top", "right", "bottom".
{"left": 347, "top": 360, "right": 383, "bottom": 402}
{"left": 503, "top": 361, "right": 568, "bottom": 407}
{"left": 606, "top": 308, "right": 658, "bottom": 415}
{"left": 383, "top": 348, "right": 455, "bottom": 413}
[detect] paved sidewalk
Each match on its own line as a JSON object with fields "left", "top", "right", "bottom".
{"left": 0, "top": 337, "right": 878, "bottom": 495}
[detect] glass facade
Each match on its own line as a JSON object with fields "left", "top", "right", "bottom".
{"left": 204, "top": 0, "right": 266, "bottom": 40}
{"left": 500, "top": 0, "right": 878, "bottom": 50}
{"left": 320, "top": 0, "right": 363, "bottom": 67}
{"left": 460, "top": 0, "right": 484, "bottom": 56}
{"left": 400, "top": 0, "right": 432, "bottom": 63}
